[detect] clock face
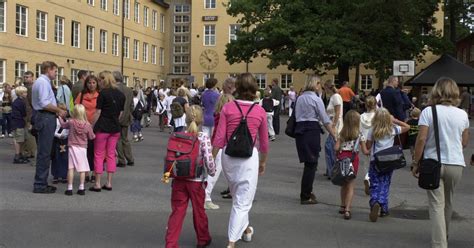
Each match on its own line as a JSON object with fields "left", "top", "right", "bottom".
{"left": 199, "top": 49, "right": 219, "bottom": 70}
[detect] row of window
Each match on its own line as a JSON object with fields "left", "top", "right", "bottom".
{"left": 0, "top": 3, "right": 165, "bottom": 38}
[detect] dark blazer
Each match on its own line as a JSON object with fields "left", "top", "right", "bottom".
{"left": 380, "top": 86, "right": 405, "bottom": 121}
{"left": 116, "top": 82, "right": 134, "bottom": 127}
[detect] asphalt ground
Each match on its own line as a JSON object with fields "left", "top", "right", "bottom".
{"left": 0, "top": 116, "right": 473, "bottom": 248}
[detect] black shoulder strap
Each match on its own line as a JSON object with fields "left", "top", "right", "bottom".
{"left": 233, "top": 101, "right": 257, "bottom": 119}
{"left": 432, "top": 105, "right": 441, "bottom": 162}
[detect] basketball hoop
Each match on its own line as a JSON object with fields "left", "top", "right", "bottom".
{"left": 393, "top": 60, "right": 415, "bottom": 76}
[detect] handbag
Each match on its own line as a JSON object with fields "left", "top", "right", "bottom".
{"left": 374, "top": 131, "right": 406, "bottom": 174}
{"left": 418, "top": 105, "right": 441, "bottom": 190}
{"left": 285, "top": 98, "right": 297, "bottom": 138}
{"left": 331, "top": 136, "right": 359, "bottom": 186}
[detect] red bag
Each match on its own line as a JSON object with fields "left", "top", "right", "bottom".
{"left": 164, "top": 132, "right": 203, "bottom": 180}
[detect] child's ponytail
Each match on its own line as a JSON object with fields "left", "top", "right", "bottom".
{"left": 185, "top": 105, "right": 203, "bottom": 135}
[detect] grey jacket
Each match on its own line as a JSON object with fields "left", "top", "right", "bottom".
{"left": 117, "top": 82, "right": 134, "bottom": 127}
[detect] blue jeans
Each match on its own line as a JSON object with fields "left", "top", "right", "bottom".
{"left": 33, "top": 112, "right": 56, "bottom": 190}
{"left": 2, "top": 113, "right": 12, "bottom": 134}
{"left": 324, "top": 135, "right": 336, "bottom": 177}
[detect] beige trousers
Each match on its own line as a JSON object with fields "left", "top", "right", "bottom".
{"left": 21, "top": 129, "right": 36, "bottom": 157}
{"left": 427, "top": 164, "right": 463, "bottom": 248}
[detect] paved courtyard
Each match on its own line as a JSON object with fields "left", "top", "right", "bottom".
{"left": 0, "top": 116, "right": 473, "bottom": 248}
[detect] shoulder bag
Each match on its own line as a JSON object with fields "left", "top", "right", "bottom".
{"left": 374, "top": 130, "right": 407, "bottom": 174}
{"left": 418, "top": 105, "right": 441, "bottom": 190}
{"left": 331, "top": 136, "right": 359, "bottom": 186}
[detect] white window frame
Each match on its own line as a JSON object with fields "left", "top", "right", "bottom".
{"left": 0, "top": 1, "right": 6, "bottom": 32}
{"left": 133, "top": 39, "right": 139, "bottom": 61}
{"left": 203, "top": 73, "right": 215, "bottom": 85}
{"left": 174, "top": 15, "right": 190, "bottom": 24}
{"left": 174, "top": 55, "right": 189, "bottom": 64}
{"left": 0, "top": 59, "right": 5, "bottom": 84}
{"left": 360, "top": 74, "right": 373, "bottom": 91}
{"left": 174, "top": 35, "right": 189, "bottom": 44}
{"left": 151, "top": 45, "right": 156, "bottom": 64}
{"left": 143, "top": 79, "right": 148, "bottom": 88}
{"left": 152, "top": 10, "right": 157, "bottom": 30}
{"left": 175, "top": 5, "right": 190, "bottom": 13}
{"left": 143, "top": 6, "right": 149, "bottom": 27}
{"left": 123, "top": 36, "right": 129, "bottom": 58}
{"left": 54, "top": 16, "right": 64, "bottom": 44}
{"left": 159, "top": 47, "right": 164, "bottom": 66}
{"left": 173, "top": 66, "right": 189, "bottom": 74}
{"left": 255, "top": 73, "right": 266, "bottom": 89}
{"left": 134, "top": 1, "right": 140, "bottom": 23}
{"left": 112, "top": 33, "right": 119, "bottom": 56}
{"left": 16, "top": 5, "right": 28, "bottom": 36}
{"left": 160, "top": 14, "right": 165, "bottom": 33}
{"left": 86, "top": 25, "right": 95, "bottom": 51}
{"left": 204, "top": 25, "right": 216, "bottom": 46}
{"left": 36, "top": 11, "right": 47, "bottom": 41}
{"left": 15, "top": 61, "right": 27, "bottom": 79}
{"left": 72, "top": 21, "right": 80, "bottom": 48}
{"left": 229, "top": 24, "right": 240, "bottom": 42}
{"left": 53, "top": 67, "right": 64, "bottom": 86}
{"left": 280, "top": 74, "right": 292, "bottom": 89}
{"left": 174, "top": 46, "right": 189, "bottom": 54}
{"left": 100, "top": 0, "right": 108, "bottom": 11}
{"left": 204, "top": 0, "right": 216, "bottom": 9}
{"left": 123, "top": 0, "right": 130, "bottom": 19}
{"left": 87, "top": 0, "right": 95, "bottom": 6}
{"left": 100, "top": 29, "right": 107, "bottom": 54}
{"left": 174, "top": 25, "right": 189, "bottom": 34}
{"left": 123, "top": 76, "right": 129, "bottom": 86}
{"left": 113, "top": 0, "right": 120, "bottom": 15}
{"left": 143, "top": 42, "right": 149, "bottom": 63}
{"left": 71, "top": 68, "right": 79, "bottom": 83}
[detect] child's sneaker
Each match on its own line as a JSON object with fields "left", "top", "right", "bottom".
{"left": 242, "top": 226, "right": 254, "bottom": 242}
{"left": 0, "top": 134, "right": 4, "bottom": 138}
{"left": 204, "top": 201, "right": 220, "bottom": 210}
{"left": 8, "top": 133, "right": 13, "bottom": 138}
{"left": 270, "top": 136, "right": 276, "bottom": 141}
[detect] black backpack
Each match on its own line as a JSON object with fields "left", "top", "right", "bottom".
{"left": 261, "top": 98, "right": 274, "bottom": 112}
{"left": 225, "top": 101, "right": 257, "bottom": 158}
{"left": 132, "top": 101, "right": 144, "bottom": 120}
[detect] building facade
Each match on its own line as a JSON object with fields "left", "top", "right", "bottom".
{"left": 456, "top": 33, "right": 474, "bottom": 68}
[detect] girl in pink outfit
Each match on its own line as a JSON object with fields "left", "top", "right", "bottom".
{"left": 59, "top": 104, "right": 95, "bottom": 196}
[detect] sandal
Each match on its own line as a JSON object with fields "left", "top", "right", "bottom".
{"left": 339, "top": 206, "right": 346, "bottom": 214}
{"left": 344, "top": 211, "right": 352, "bottom": 220}
{"left": 101, "top": 185, "right": 112, "bottom": 191}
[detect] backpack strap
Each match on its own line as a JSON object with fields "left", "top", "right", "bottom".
{"left": 432, "top": 105, "right": 441, "bottom": 163}
{"left": 234, "top": 100, "right": 257, "bottom": 119}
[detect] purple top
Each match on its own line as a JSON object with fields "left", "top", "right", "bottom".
{"left": 201, "top": 89, "right": 220, "bottom": 127}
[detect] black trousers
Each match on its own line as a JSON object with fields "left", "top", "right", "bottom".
{"left": 343, "top": 101, "right": 351, "bottom": 117}
{"left": 300, "top": 162, "right": 318, "bottom": 200}
{"left": 272, "top": 106, "right": 280, "bottom": 135}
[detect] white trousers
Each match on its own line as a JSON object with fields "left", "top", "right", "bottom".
{"left": 205, "top": 149, "right": 222, "bottom": 202}
{"left": 222, "top": 147, "right": 259, "bottom": 242}
{"left": 266, "top": 113, "right": 275, "bottom": 137}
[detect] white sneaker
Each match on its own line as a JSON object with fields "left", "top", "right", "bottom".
{"left": 204, "top": 201, "right": 220, "bottom": 210}
{"left": 0, "top": 134, "right": 4, "bottom": 138}
{"left": 242, "top": 226, "right": 254, "bottom": 242}
{"left": 8, "top": 133, "right": 13, "bottom": 138}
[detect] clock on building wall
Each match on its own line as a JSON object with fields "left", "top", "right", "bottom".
{"left": 199, "top": 49, "right": 219, "bottom": 70}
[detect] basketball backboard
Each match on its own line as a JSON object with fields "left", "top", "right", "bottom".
{"left": 393, "top": 60, "right": 415, "bottom": 76}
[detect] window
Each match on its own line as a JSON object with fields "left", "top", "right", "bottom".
{"left": 123, "top": 0, "right": 130, "bottom": 19}
{"left": 87, "top": 26, "right": 95, "bottom": 51}
{"left": 52, "top": 67, "right": 64, "bottom": 87}
{"left": 205, "top": 0, "right": 216, "bottom": 9}
{"left": 174, "top": 46, "right": 189, "bottom": 54}
{"left": 174, "top": 15, "right": 190, "bottom": 23}
{"left": 143, "top": 42, "right": 148, "bottom": 63}
{"left": 203, "top": 73, "right": 215, "bottom": 84}
{"left": 0, "top": 1, "right": 5, "bottom": 32}
{"left": 54, "top": 16, "right": 64, "bottom": 44}
{"left": 15, "top": 61, "right": 27, "bottom": 79}
{"left": 360, "top": 75, "right": 373, "bottom": 90}
{"left": 123, "top": 36, "right": 129, "bottom": 58}
{"left": 229, "top": 24, "right": 240, "bottom": 42}
{"left": 174, "top": 35, "right": 189, "bottom": 43}
{"left": 255, "top": 73, "right": 266, "bottom": 89}
{"left": 16, "top": 5, "right": 28, "bottom": 36}
{"left": 152, "top": 79, "right": 157, "bottom": 86}
{"left": 160, "top": 14, "right": 165, "bottom": 32}
{"left": 100, "top": 30, "right": 107, "bottom": 53}
{"left": 134, "top": 1, "right": 140, "bottom": 23}
{"left": 151, "top": 45, "right": 156, "bottom": 64}
{"left": 143, "top": 79, "right": 148, "bottom": 88}
{"left": 123, "top": 76, "right": 129, "bottom": 86}
{"left": 204, "top": 25, "right": 216, "bottom": 46}
{"left": 280, "top": 74, "right": 292, "bottom": 89}
{"left": 174, "top": 55, "right": 189, "bottom": 64}
{"left": 159, "top": 47, "right": 164, "bottom": 66}
{"left": 35, "top": 64, "right": 42, "bottom": 79}
{"left": 71, "top": 68, "right": 79, "bottom": 83}
{"left": 112, "top": 33, "right": 119, "bottom": 56}
{"left": 143, "top": 6, "right": 148, "bottom": 27}
{"left": 333, "top": 74, "right": 339, "bottom": 86}
{"left": 36, "top": 11, "right": 47, "bottom": 41}
{"left": 71, "top": 21, "right": 80, "bottom": 48}
{"left": 0, "top": 60, "right": 5, "bottom": 84}
{"left": 87, "top": 0, "right": 94, "bottom": 6}
{"left": 100, "top": 0, "right": 107, "bottom": 11}
{"left": 471, "top": 45, "right": 474, "bottom": 62}
{"left": 113, "top": 0, "right": 120, "bottom": 15}
{"left": 133, "top": 39, "right": 139, "bottom": 61}
{"left": 174, "top": 25, "right": 190, "bottom": 33}
{"left": 152, "top": 10, "right": 157, "bottom": 30}
{"left": 175, "top": 5, "right": 190, "bottom": 13}
{"left": 173, "top": 66, "right": 189, "bottom": 74}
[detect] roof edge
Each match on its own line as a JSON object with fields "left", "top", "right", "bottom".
{"left": 152, "top": 0, "right": 170, "bottom": 8}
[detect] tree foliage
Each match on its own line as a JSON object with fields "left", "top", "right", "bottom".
{"left": 225, "top": 0, "right": 449, "bottom": 84}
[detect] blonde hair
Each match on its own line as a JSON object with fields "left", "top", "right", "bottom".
{"left": 177, "top": 88, "right": 186, "bottom": 97}
{"left": 98, "top": 71, "right": 117, "bottom": 89}
{"left": 372, "top": 108, "right": 393, "bottom": 141}
{"left": 410, "top": 107, "right": 421, "bottom": 118}
{"left": 71, "top": 104, "right": 88, "bottom": 122}
{"left": 365, "top": 96, "right": 376, "bottom": 111}
{"left": 15, "top": 86, "right": 27, "bottom": 96}
{"left": 339, "top": 110, "right": 360, "bottom": 143}
{"left": 303, "top": 75, "right": 321, "bottom": 92}
{"left": 186, "top": 105, "right": 203, "bottom": 134}
{"left": 215, "top": 93, "right": 234, "bottom": 113}
{"left": 323, "top": 79, "right": 337, "bottom": 94}
{"left": 430, "top": 77, "right": 460, "bottom": 106}
{"left": 60, "top": 75, "right": 70, "bottom": 85}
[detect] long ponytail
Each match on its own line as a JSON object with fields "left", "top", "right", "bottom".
{"left": 185, "top": 105, "right": 203, "bottom": 135}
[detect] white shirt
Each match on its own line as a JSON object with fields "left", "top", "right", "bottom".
{"left": 165, "top": 96, "right": 176, "bottom": 111}
{"left": 54, "top": 118, "right": 69, "bottom": 139}
{"left": 367, "top": 125, "right": 401, "bottom": 161}
{"left": 360, "top": 111, "right": 375, "bottom": 139}
{"left": 156, "top": 99, "right": 167, "bottom": 114}
{"left": 133, "top": 97, "right": 139, "bottom": 109}
{"left": 288, "top": 90, "right": 296, "bottom": 102}
{"left": 419, "top": 105, "right": 469, "bottom": 166}
{"left": 159, "top": 88, "right": 170, "bottom": 97}
{"left": 326, "top": 93, "right": 343, "bottom": 134}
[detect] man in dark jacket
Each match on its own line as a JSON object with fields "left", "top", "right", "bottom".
{"left": 114, "top": 71, "right": 135, "bottom": 167}
{"left": 271, "top": 78, "right": 282, "bottom": 135}
{"left": 380, "top": 76, "right": 405, "bottom": 121}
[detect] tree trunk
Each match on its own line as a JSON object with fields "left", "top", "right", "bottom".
{"left": 354, "top": 64, "right": 360, "bottom": 93}
{"left": 337, "top": 63, "right": 350, "bottom": 87}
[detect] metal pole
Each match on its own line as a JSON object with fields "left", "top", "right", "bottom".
{"left": 121, "top": 0, "right": 125, "bottom": 77}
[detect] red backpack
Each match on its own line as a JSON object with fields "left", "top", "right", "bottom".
{"left": 163, "top": 132, "right": 203, "bottom": 181}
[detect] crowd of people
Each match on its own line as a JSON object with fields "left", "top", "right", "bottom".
{"left": 0, "top": 60, "right": 472, "bottom": 248}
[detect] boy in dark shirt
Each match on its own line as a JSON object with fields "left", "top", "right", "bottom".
{"left": 406, "top": 108, "right": 421, "bottom": 160}
{"left": 11, "top": 86, "right": 28, "bottom": 164}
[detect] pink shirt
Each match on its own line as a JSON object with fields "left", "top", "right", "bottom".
{"left": 212, "top": 100, "right": 269, "bottom": 153}
{"left": 60, "top": 118, "right": 96, "bottom": 148}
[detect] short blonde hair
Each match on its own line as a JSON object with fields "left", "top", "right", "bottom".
{"left": 365, "top": 96, "right": 376, "bottom": 111}
{"left": 15, "top": 86, "right": 27, "bottom": 96}
{"left": 303, "top": 75, "right": 321, "bottom": 92}
{"left": 98, "top": 71, "right": 117, "bottom": 89}
{"left": 323, "top": 79, "right": 337, "bottom": 94}
{"left": 430, "top": 77, "right": 460, "bottom": 106}
{"left": 71, "top": 104, "right": 88, "bottom": 122}
{"left": 410, "top": 107, "right": 421, "bottom": 118}
{"left": 186, "top": 105, "right": 203, "bottom": 134}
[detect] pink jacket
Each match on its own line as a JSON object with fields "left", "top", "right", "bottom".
{"left": 59, "top": 118, "right": 95, "bottom": 148}
{"left": 212, "top": 100, "right": 269, "bottom": 153}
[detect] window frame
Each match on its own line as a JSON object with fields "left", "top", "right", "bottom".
{"left": 100, "top": 29, "right": 107, "bottom": 54}
{"left": 143, "top": 42, "right": 149, "bottom": 63}
{"left": 160, "top": 14, "right": 165, "bottom": 33}
{"left": 0, "top": 59, "right": 5, "bottom": 84}
{"left": 123, "top": 0, "right": 130, "bottom": 19}
{"left": 15, "top": 61, "right": 28, "bottom": 79}
{"left": 71, "top": 21, "right": 80, "bottom": 48}
{"left": 16, "top": 4, "right": 28, "bottom": 37}
{"left": 152, "top": 10, "right": 157, "bottom": 30}
{"left": 159, "top": 47, "right": 164, "bottom": 66}
{"left": 100, "top": 0, "right": 108, "bottom": 11}
{"left": 203, "top": 25, "right": 216, "bottom": 46}
{"left": 133, "top": 39, "right": 139, "bottom": 61}
{"left": 229, "top": 24, "right": 240, "bottom": 42}
{"left": 123, "top": 36, "right": 130, "bottom": 58}
{"left": 204, "top": 0, "right": 216, "bottom": 9}
{"left": 0, "top": 1, "right": 6, "bottom": 32}
{"left": 54, "top": 16, "right": 65, "bottom": 44}
{"left": 36, "top": 11, "right": 48, "bottom": 41}
{"left": 143, "top": 6, "right": 149, "bottom": 27}
{"left": 255, "top": 73, "right": 266, "bottom": 89}
{"left": 113, "top": 0, "right": 120, "bottom": 15}
{"left": 360, "top": 74, "right": 373, "bottom": 91}
{"left": 151, "top": 45, "right": 156, "bottom": 64}
{"left": 112, "top": 33, "right": 119, "bottom": 56}
{"left": 280, "top": 74, "right": 292, "bottom": 89}
{"left": 134, "top": 1, "right": 140, "bottom": 23}
{"left": 86, "top": 25, "right": 95, "bottom": 51}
